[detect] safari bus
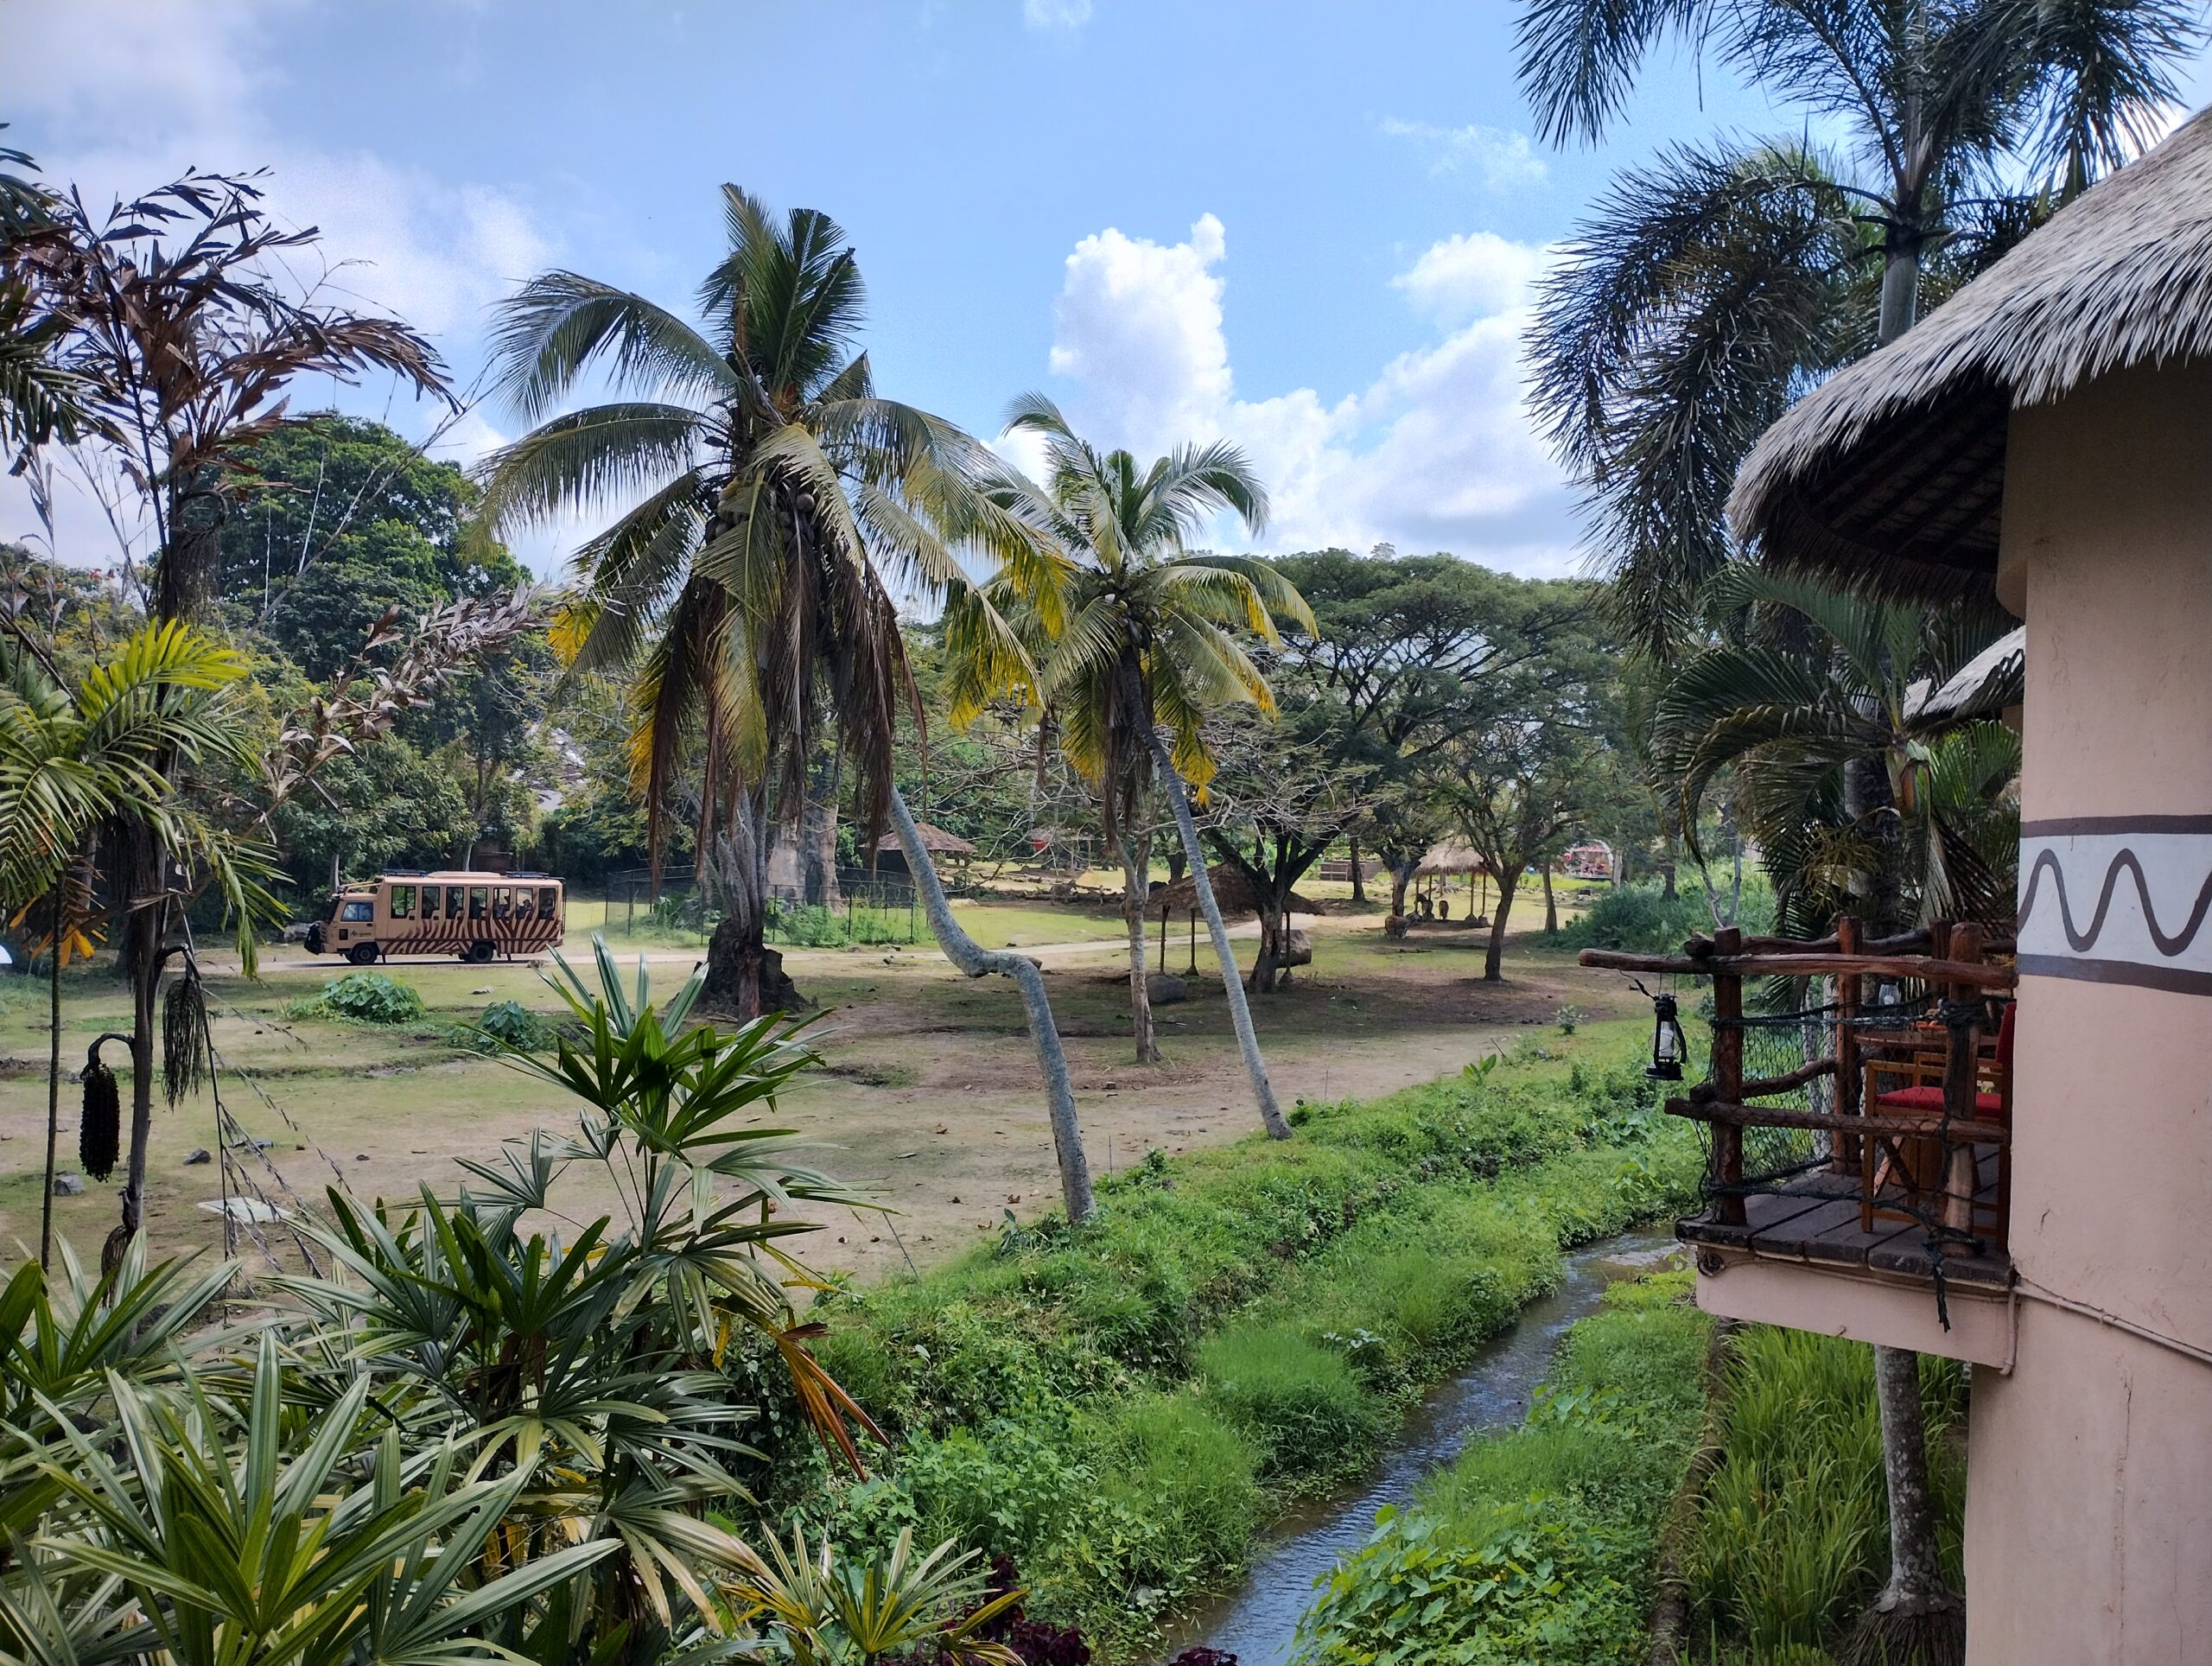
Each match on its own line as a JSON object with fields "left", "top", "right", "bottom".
{"left": 304, "top": 871, "right": 566, "bottom": 964}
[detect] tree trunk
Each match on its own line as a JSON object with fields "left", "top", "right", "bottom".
{"left": 1247, "top": 905, "right": 1283, "bottom": 995}
{"left": 699, "top": 813, "right": 801, "bottom": 1017}
{"left": 155, "top": 489, "right": 225, "bottom": 625}
{"left": 1348, "top": 836, "right": 1366, "bottom": 904}
{"left": 1482, "top": 868, "right": 1521, "bottom": 982}
{"left": 891, "top": 787, "right": 1094, "bottom": 1221}
{"left": 802, "top": 753, "right": 842, "bottom": 909}
{"left": 1118, "top": 823, "right": 1159, "bottom": 1063}
{"left": 1388, "top": 859, "right": 1416, "bottom": 917}
{"left": 1165, "top": 845, "right": 1185, "bottom": 885}
{"left": 1146, "top": 727, "right": 1290, "bottom": 1139}
{"left": 116, "top": 823, "right": 167, "bottom": 1248}
{"left": 41, "top": 912, "right": 60, "bottom": 1270}
{"left": 1842, "top": 1344, "right": 1966, "bottom": 1666}
{"left": 1541, "top": 862, "right": 1557, "bottom": 933}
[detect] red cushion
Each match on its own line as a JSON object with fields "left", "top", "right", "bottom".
{"left": 1876, "top": 1085, "right": 2003, "bottom": 1116}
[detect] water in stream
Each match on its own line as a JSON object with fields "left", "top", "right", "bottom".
{"left": 1160, "top": 1229, "right": 1680, "bottom": 1666}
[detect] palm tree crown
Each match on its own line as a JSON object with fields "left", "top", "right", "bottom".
{"left": 482, "top": 186, "right": 1052, "bottom": 867}
{"left": 1521, "top": 0, "right": 2207, "bottom": 655}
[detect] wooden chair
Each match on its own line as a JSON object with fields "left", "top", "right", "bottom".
{"left": 1861, "top": 1002, "right": 2014, "bottom": 1242}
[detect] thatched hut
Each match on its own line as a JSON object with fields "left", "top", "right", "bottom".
{"left": 868, "top": 821, "right": 975, "bottom": 881}
{"left": 1148, "top": 864, "right": 1319, "bottom": 989}
{"left": 1724, "top": 105, "right": 2212, "bottom": 1664}
{"left": 1413, "top": 838, "right": 1492, "bottom": 919}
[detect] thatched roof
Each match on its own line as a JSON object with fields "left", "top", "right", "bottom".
{"left": 872, "top": 821, "right": 976, "bottom": 856}
{"left": 1907, "top": 626, "right": 2026, "bottom": 722}
{"left": 1416, "top": 839, "right": 1489, "bottom": 876}
{"left": 1151, "top": 863, "right": 1317, "bottom": 919}
{"left": 1730, "top": 105, "right": 2212, "bottom": 602}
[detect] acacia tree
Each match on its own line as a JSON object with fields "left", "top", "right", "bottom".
{"left": 980, "top": 396, "right": 1314, "bottom": 1135}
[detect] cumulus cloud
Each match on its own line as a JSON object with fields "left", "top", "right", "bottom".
{"left": 1033, "top": 215, "right": 1574, "bottom": 574}
{"left": 1381, "top": 119, "right": 1548, "bottom": 192}
{"left": 3, "top": 0, "right": 556, "bottom": 566}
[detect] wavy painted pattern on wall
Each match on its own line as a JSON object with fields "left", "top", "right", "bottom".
{"left": 2017, "top": 820, "right": 2212, "bottom": 996}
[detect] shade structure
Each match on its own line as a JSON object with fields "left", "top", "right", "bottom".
{"left": 1150, "top": 863, "right": 1317, "bottom": 919}
{"left": 870, "top": 821, "right": 976, "bottom": 858}
{"left": 1414, "top": 839, "right": 1489, "bottom": 876}
{"left": 1729, "top": 105, "right": 2212, "bottom": 603}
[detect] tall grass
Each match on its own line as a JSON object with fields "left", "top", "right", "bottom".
{"left": 785, "top": 1040, "right": 1706, "bottom": 1656}
{"left": 1294, "top": 1272, "right": 1712, "bottom": 1664}
{"left": 1689, "top": 1327, "right": 1967, "bottom": 1663}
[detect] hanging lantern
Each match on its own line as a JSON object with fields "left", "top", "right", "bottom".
{"left": 1647, "top": 989, "right": 1688, "bottom": 1082}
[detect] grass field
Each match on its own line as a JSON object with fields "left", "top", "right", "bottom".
{"left": 0, "top": 895, "right": 1646, "bottom": 1279}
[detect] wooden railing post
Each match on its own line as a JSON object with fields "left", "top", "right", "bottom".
{"left": 1942, "top": 923, "right": 1986, "bottom": 1236}
{"left": 1834, "top": 914, "right": 1861, "bottom": 1174}
{"left": 1712, "top": 925, "right": 1745, "bottom": 1224}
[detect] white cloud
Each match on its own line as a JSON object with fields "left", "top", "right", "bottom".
{"left": 1391, "top": 231, "right": 1547, "bottom": 325}
{"left": 1381, "top": 119, "right": 1548, "bottom": 192}
{"left": 1022, "top": 0, "right": 1092, "bottom": 30}
{"left": 3, "top": 0, "right": 559, "bottom": 568}
{"left": 1035, "top": 216, "right": 1574, "bottom": 573}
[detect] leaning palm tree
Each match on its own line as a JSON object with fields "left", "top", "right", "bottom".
{"left": 0, "top": 622, "right": 282, "bottom": 1265}
{"left": 480, "top": 188, "right": 1096, "bottom": 1219}
{"left": 982, "top": 396, "right": 1315, "bottom": 1138}
{"left": 1521, "top": 0, "right": 2206, "bottom": 660}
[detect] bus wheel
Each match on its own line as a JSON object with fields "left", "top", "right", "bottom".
{"left": 467, "top": 941, "right": 496, "bottom": 964}
{"left": 347, "top": 943, "right": 381, "bottom": 967}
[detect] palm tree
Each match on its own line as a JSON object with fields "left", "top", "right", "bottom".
{"left": 984, "top": 396, "right": 1315, "bottom": 1137}
{"left": 1657, "top": 568, "right": 2023, "bottom": 939}
{"left": 480, "top": 188, "right": 1096, "bottom": 1220}
{"left": 482, "top": 185, "right": 1058, "bottom": 1018}
{"left": 1521, "top": 0, "right": 2206, "bottom": 658}
{"left": 0, "top": 622, "right": 281, "bottom": 1266}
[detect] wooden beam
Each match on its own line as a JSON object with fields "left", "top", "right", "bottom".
{"left": 1579, "top": 948, "right": 2015, "bottom": 989}
{"left": 1666, "top": 1097, "right": 2011, "bottom": 1146}
{"left": 1688, "top": 1056, "right": 1838, "bottom": 1103}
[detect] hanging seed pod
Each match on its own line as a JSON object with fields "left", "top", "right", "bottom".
{"left": 79, "top": 1051, "right": 120, "bottom": 1182}
{"left": 162, "top": 969, "right": 210, "bottom": 1110}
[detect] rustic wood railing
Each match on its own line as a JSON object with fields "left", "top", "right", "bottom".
{"left": 1581, "top": 921, "right": 2017, "bottom": 1249}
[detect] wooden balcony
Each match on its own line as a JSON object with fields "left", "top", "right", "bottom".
{"left": 1582, "top": 922, "right": 2019, "bottom": 1363}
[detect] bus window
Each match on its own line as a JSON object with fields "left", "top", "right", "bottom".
{"left": 446, "top": 887, "right": 467, "bottom": 920}
{"left": 469, "top": 887, "right": 488, "bottom": 921}
{"left": 537, "top": 887, "right": 559, "bottom": 921}
{"left": 493, "top": 887, "right": 512, "bottom": 920}
{"left": 389, "top": 885, "right": 415, "bottom": 919}
{"left": 340, "top": 900, "right": 373, "bottom": 923}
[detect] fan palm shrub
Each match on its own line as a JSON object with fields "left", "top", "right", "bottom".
{"left": 969, "top": 396, "right": 1314, "bottom": 1134}
{"left": 0, "top": 621, "right": 281, "bottom": 1267}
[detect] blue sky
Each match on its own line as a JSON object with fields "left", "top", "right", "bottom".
{"left": 12, "top": 0, "right": 2212, "bottom": 577}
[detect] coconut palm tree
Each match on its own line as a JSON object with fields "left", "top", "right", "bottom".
{"left": 983, "top": 396, "right": 1315, "bottom": 1137}
{"left": 0, "top": 621, "right": 282, "bottom": 1266}
{"left": 480, "top": 188, "right": 1096, "bottom": 1220}
{"left": 482, "top": 185, "right": 1058, "bottom": 1019}
{"left": 1521, "top": 0, "right": 2207, "bottom": 659}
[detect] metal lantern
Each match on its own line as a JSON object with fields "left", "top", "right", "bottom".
{"left": 1647, "top": 989, "right": 1688, "bottom": 1082}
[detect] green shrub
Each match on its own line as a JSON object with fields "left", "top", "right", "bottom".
{"left": 1089, "top": 1391, "right": 1263, "bottom": 1574}
{"left": 1198, "top": 1321, "right": 1380, "bottom": 1478}
{"left": 454, "top": 999, "right": 557, "bottom": 1052}
{"left": 1295, "top": 1275, "right": 1709, "bottom": 1666}
{"left": 1557, "top": 873, "right": 1777, "bottom": 952}
{"left": 284, "top": 970, "right": 426, "bottom": 1025}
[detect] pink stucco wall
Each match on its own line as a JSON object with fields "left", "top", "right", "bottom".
{"left": 1967, "top": 358, "right": 2212, "bottom": 1665}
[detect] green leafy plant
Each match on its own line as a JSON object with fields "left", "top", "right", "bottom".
{"left": 1556, "top": 1002, "right": 1588, "bottom": 1034}
{"left": 285, "top": 970, "right": 427, "bottom": 1025}
{"left": 454, "top": 996, "right": 557, "bottom": 1052}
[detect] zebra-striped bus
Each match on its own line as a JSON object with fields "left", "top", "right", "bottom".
{"left": 304, "top": 871, "right": 565, "bottom": 964}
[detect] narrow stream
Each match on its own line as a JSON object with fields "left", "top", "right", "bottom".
{"left": 1160, "top": 1229, "right": 1680, "bottom": 1666}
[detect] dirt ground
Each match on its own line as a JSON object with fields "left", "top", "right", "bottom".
{"left": 0, "top": 898, "right": 1644, "bottom": 1283}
